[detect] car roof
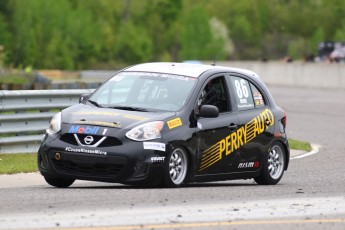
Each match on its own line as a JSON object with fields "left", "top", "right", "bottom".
{"left": 124, "top": 62, "right": 260, "bottom": 79}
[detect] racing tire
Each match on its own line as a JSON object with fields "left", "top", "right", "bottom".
{"left": 44, "top": 177, "right": 75, "bottom": 188}
{"left": 162, "top": 147, "right": 189, "bottom": 188}
{"left": 254, "top": 142, "right": 286, "bottom": 185}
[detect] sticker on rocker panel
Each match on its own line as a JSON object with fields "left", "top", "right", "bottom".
{"left": 167, "top": 118, "right": 182, "bottom": 129}
{"left": 238, "top": 161, "right": 260, "bottom": 169}
{"left": 151, "top": 156, "right": 165, "bottom": 163}
{"left": 143, "top": 142, "right": 166, "bottom": 152}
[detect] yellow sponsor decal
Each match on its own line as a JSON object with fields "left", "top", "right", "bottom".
{"left": 73, "top": 120, "right": 121, "bottom": 128}
{"left": 123, "top": 114, "right": 147, "bottom": 121}
{"left": 199, "top": 109, "right": 274, "bottom": 171}
{"left": 167, "top": 118, "right": 182, "bottom": 129}
{"left": 71, "top": 111, "right": 147, "bottom": 121}
{"left": 72, "top": 111, "right": 120, "bottom": 116}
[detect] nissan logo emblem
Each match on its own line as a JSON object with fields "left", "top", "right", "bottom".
{"left": 84, "top": 136, "right": 94, "bottom": 145}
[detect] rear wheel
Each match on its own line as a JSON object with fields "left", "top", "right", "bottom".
{"left": 254, "top": 142, "right": 286, "bottom": 185}
{"left": 162, "top": 147, "right": 188, "bottom": 187}
{"left": 44, "top": 177, "right": 75, "bottom": 188}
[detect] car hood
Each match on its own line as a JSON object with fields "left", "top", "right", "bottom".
{"left": 62, "top": 104, "right": 176, "bottom": 130}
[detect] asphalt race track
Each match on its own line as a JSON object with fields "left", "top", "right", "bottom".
{"left": 0, "top": 86, "right": 345, "bottom": 230}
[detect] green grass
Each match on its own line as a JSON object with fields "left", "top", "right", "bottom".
{"left": 288, "top": 138, "right": 312, "bottom": 152}
{"left": 0, "top": 153, "right": 37, "bottom": 174}
{"left": 0, "top": 74, "right": 33, "bottom": 84}
{"left": 0, "top": 138, "right": 312, "bottom": 175}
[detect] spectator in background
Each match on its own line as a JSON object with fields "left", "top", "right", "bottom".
{"left": 329, "top": 45, "right": 345, "bottom": 63}
{"left": 304, "top": 54, "right": 315, "bottom": 62}
{"left": 282, "top": 55, "right": 293, "bottom": 63}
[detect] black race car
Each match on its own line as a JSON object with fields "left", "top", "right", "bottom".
{"left": 38, "top": 62, "right": 289, "bottom": 188}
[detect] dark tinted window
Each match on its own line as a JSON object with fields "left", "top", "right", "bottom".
{"left": 198, "top": 76, "right": 229, "bottom": 113}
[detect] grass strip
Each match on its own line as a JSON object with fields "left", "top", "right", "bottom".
{"left": 0, "top": 153, "right": 37, "bottom": 174}
{"left": 288, "top": 138, "right": 312, "bottom": 152}
{"left": 0, "top": 75, "right": 32, "bottom": 84}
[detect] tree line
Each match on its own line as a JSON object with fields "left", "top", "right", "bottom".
{"left": 0, "top": 0, "right": 344, "bottom": 70}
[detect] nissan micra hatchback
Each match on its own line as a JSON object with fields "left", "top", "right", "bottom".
{"left": 38, "top": 62, "right": 289, "bottom": 188}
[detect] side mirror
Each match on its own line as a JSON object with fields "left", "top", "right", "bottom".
{"left": 196, "top": 105, "right": 219, "bottom": 118}
{"left": 79, "top": 93, "right": 90, "bottom": 103}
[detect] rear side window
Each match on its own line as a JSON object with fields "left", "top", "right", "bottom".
{"left": 230, "top": 76, "right": 266, "bottom": 110}
{"left": 230, "top": 76, "right": 254, "bottom": 110}
{"left": 250, "top": 83, "right": 265, "bottom": 107}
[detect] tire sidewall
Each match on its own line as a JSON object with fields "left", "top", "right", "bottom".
{"left": 162, "top": 146, "right": 189, "bottom": 188}
{"left": 44, "top": 177, "right": 75, "bottom": 188}
{"left": 257, "top": 142, "right": 286, "bottom": 185}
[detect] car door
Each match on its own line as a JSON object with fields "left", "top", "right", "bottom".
{"left": 228, "top": 75, "right": 274, "bottom": 172}
{"left": 195, "top": 75, "right": 240, "bottom": 175}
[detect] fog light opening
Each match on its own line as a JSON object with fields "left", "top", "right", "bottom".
{"left": 55, "top": 152, "right": 61, "bottom": 161}
{"left": 132, "top": 163, "right": 149, "bottom": 178}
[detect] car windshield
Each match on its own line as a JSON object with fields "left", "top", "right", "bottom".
{"left": 88, "top": 71, "right": 197, "bottom": 112}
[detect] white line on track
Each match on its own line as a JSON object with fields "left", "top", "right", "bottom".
{"left": 290, "top": 144, "right": 321, "bottom": 160}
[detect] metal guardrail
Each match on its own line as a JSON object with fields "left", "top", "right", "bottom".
{"left": 0, "top": 89, "right": 94, "bottom": 154}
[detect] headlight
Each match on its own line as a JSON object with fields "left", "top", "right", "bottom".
{"left": 47, "top": 112, "right": 61, "bottom": 134}
{"left": 126, "top": 121, "right": 164, "bottom": 141}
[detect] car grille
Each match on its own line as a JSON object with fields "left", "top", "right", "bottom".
{"left": 60, "top": 133, "right": 122, "bottom": 147}
{"left": 52, "top": 159, "right": 124, "bottom": 178}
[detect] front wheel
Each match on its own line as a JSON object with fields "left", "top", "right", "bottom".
{"left": 44, "top": 177, "right": 75, "bottom": 188}
{"left": 254, "top": 142, "right": 286, "bottom": 185}
{"left": 162, "top": 147, "right": 189, "bottom": 187}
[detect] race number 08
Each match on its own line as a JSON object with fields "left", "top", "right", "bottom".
{"left": 234, "top": 79, "right": 249, "bottom": 99}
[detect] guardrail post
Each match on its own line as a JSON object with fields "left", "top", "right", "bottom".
{"left": 0, "top": 89, "right": 94, "bottom": 154}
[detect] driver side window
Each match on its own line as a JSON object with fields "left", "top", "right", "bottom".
{"left": 198, "top": 77, "right": 230, "bottom": 113}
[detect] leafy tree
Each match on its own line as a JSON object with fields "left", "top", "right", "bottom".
{"left": 334, "top": 20, "right": 345, "bottom": 41}
{"left": 140, "top": 0, "right": 183, "bottom": 61}
{"left": 180, "top": 5, "right": 222, "bottom": 60}
{"left": 0, "top": 13, "right": 11, "bottom": 52}
{"left": 311, "top": 27, "right": 325, "bottom": 55}
{"left": 2, "top": 0, "right": 345, "bottom": 69}
{"left": 7, "top": 0, "right": 104, "bottom": 69}
{"left": 0, "top": 0, "right": 11, "bottom": 40}
{"left": 209, "top": 17, "right": 234, "bottom": 60}
{"left": 114, "top": 21, "right": 153, "bottom": 64}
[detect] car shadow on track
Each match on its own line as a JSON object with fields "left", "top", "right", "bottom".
{"left": 62, "top": 180, "right": 258, "bottom": 190}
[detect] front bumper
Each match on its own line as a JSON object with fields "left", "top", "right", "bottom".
{"left": 38, "top": 133, "right": 167, "bottom": 184}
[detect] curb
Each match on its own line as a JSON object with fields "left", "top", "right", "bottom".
{"left": 290, "top": 144, "right": 320, "bottom": 160}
